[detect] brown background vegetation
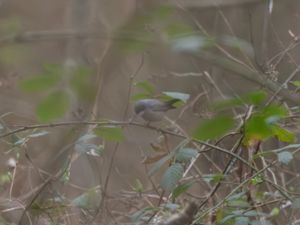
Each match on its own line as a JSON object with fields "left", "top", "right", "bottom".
{"left": 1, "top": 0, "right": 300, "bottom": 224}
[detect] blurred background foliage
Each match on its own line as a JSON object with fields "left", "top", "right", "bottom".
{"left": 1, "top": 0, "right": 300, "bottom": 225}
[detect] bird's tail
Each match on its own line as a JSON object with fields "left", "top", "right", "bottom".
{"left": 165, "top": 98, "right": 181, "bottom": 109}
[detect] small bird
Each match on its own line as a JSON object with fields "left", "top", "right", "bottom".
{"left": 134, "top": 98, "right": 180, "bottom": 122}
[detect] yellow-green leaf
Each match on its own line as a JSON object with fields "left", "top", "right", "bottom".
{"left": 131, "top": 93, "right": 152, "bottom": 101}
{"left": 19, "top": 74, "right": 61, "bottom": 92}
{"left": 243, "top": 91, "right": 267, "bottom": 105}
{"left": 272, "top": 126, "right": 296, "bottom": 143}
{"left": 36, "top": 91, "right": 70, "bottom": 122}
{"left": 0, "top": 17, "right": 21, "bottom": 35}
{"left": 134, "top": 81, "right": 155, "bottom": 94}
{"left": 172, "top": 181, "right": 193, "bottom": 200}
{"left": 94, "top": 126, "right": 124, "bottom": 142}
{"left": 290, "top": 81, "right": 300, "bottom": 87}
{"left": 193, "top": 115, "right": 235, "bottom": 141}
{"left": 72, "top": 187, "right": 101, "bottom": 209}
{"left": 70, "top": 66, "right": 96, "bottom": 102}
{"left": 0, "top": 45, "right": 28, "bottom": 65}
{"left": 244, "top": 115, "right": 273, "bottom": 141}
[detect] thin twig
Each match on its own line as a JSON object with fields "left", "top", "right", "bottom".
{"left": 100, "top": 54, "right": 144, "bottom": 221}
{"left": 197, "top": 105, "right": 253, "bottom": 211}
{"left": 194, "top": 51, "right": 300, "bottom": 104}
{"left": 194, "top": 161, "right": 276, "bottom": 224}
{"left": 0, "top": 120, "right": 256, "bottom": 170}
{"left": 0, "top": 29, "right": 156, "bottom": 46}
{"left": 266, "top": 65, "right": 300, "bottom": 105}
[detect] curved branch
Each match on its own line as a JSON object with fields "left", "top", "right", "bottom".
{"left": 194, "top": 51, "right": 300, "bottom": 104}
{"left": 0, "top": 120, "right": 255, "bottom": 170}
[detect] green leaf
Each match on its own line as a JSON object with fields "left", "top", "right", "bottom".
{"left": 0, "top": 173, "right": 12, "bottom": 185}
{"left": 132, "top": 179, "right": 144, "bottom": 193}
{"left": 193, "top": 115, "right": 235, "bottom": 141}
{"left": 255, "top": 191, "right": 264, "bottom": 202}
{"left": 250, "top": 220, "right": 273, "bottom": 225}
{"left": 0, "top": 17, "right": 21, "bottom": 35}
{"left": 244, "top": 115, "right": 273, "bottom": 141}
{"left": 234, "top": 217, "right": 249, "bottom": 225}
{"left": 221, "top": 35, "right": 254, "bottom": 56}
{"left": 212, "top": 91, "right": 267, "bottom": 111}
{"left": 160, "top": 163, "right": 184, "bottom": 192}
{"left": 243, "top": 210, "right": 265, "bottom": 217}
{"left": 171, "top": 35, "right": 212, "bottom": 53}
{"left": 261, "top": 104, "right": 288, "bottom": 119}
{"left": 175, "top": 148, "right": 198, "bottom": 162}
{"left": 71, "top": 187, "right": 101, "bottom": 209}
{"left": 221, "top": 214, "right": 237, "bottom": 224}
{"left": 270, "top": 207, "right": 280, "bottom": 216}
{"left": 19, "top": 74, "right": 61, "bottom": 92}
{"left": 130, "top": 207, "right": 157, "bottom": 222}
{"left": 134, "top": 81, "right": 155, "bottom": 94}
{"left": 245, "top": 105, "right": 288, "bottom": 142}
{"left": 148, "top": 152, "right": 176, "bottom": 177}
{"left": 42, "top": 63, "right": 64, "bottom": 75}
{"left": 243, "top": 91, "right": 267, "bottom": 105}
{"left": 19, "top": 64, "right": 64, "bottom": 92}
{"left": 290, "top": 81, "right": 300, "bottom": 87}
{"left": 292, "top": 198, "right": 300, "bottom": 209}
{"left": 94, "top": 126, "right": 124, "bottom": 142}
{"left": 36, "top": 91, "right": 70, "bottom": 122}
{"left": 203, "top": 174, "right": 224, "bottom": 184}
{"left": 70, "top": 66, "right": 95, "bottom": 101}
{"left": 165, "top": 23, "right": 195, "bottom": 39}
{"left": 227, "top": 200, "right": 250, "bottom": 208}
{"left": 73, "top": 65, "right": 93, "bottom": 76}
{"left": 131, "top": 93, "right": 152, "bottom": 101}
{"left": 227, "top": 191, "right": 246, "bottom": 202}
{"left": 245, "top": 109, "right": 290, "bottom": 145}
{"left": 172, "top": 181, "right": 193, "bottom": 200}
{"left": 0, "top": 45, "right": 28, "bottom": 65}
{"left": 251, "top": 174, "right": 264, "bottom": 185}
{"left": 216, "top": 208, "right": 225, "bottom": 224}
{"left": 272, "top": 126, "right": 296, "bottom": 143}
{"left": 277, "top": 151, "right": 293, "bottom": 165}
{"left": 152, "top": 5, "right": 173, "bottom": 19}
{"left": 120, "top": 36, "right": 151, "bottom": 52}
{"left": 162, "top": 91, "right": 190, "bottom": 103}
